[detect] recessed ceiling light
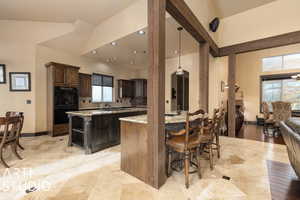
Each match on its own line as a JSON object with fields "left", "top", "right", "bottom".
{"left": 174, "top": 50, "right": 178, "bottom": 54}
{"left": 91, "top": 50, "right": 97, "bottom": 55}
{"left": 111, "top": 41, "right": 117, "bottom": 46}
{"left": 133, "top": 50, "right": 137, "bottom": 54}
{"left": 137, "top": 30, "right": 145, "bottom": 35}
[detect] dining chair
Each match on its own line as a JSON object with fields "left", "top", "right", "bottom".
{"left": 5, "top": 112, "right": 24, "bottom": 150}
{"left": 0, "top": 116, "right": 23, "bottom": 168}
{"left": 271, "top": 101, "right": 292, "bottom": 134}
{"left": 166, "top": 110, "right": 205, "bottom": 188}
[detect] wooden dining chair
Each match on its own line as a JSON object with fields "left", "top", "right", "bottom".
{"left": 5, "top": 112, "right": 24, "bottom": 150}
{"left": 0, "top": 116, "right": 23, "bottom": 168}
{"left": 166, "top": 110, "right": 205, "bottom": 188}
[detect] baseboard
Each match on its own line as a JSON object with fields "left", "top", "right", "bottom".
{"left": 245, "top": 121, "right": 257, "bottom": 125}
{"left": 21, "top": 131, "right": 48, "bottom": 137}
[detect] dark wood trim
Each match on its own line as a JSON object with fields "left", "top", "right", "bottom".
{"left": 219, "top": 30, "right": 300, "bottom": 57}
{"left": 147, "top": 0, "right": 167, "bottom": 189}
{"left": 244, "top": 121, "right": 257, "bottom": 125}
{"left": 45, "top": 62, "right": 80, "bottom": 70}
{"left": 228, "top": 54, "right": 236, "bottom": 137}
{"left": 9, "top": 72, "right": 31, "bottom": 92}
{"left": 166, "top": 0, "right": 219, "bottom": 57}
{"left": 21, "top": 131, "right": 48, "bottom": 137}
{"left": 0, "top": 64, "right": 6, "bottom": 84}
{"left": 199, "top": 42, "right": 209, "bottom": 112}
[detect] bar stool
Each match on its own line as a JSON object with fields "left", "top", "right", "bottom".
{"left": 166, "top": 110, "right": 205, "bottom": 188}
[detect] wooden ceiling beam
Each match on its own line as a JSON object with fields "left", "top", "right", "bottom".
{"left": 166, "top": 0, "right": 219, "bottom": 57}
{"left": 219, "top": 30, "right": 300, "bottom": 57}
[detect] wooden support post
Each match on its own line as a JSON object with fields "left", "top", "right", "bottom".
{"left": 228, "top": 54, "right": 236, "bottom": 137}
{"left": 199, "top": 42, "right": 209, "bottom": 112}
{"left": 147, "top": 0, "right": 167, "bottom": 189}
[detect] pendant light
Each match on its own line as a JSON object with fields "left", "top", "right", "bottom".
{"left": 176, "top": 27, "right": 184, "bottom": 75}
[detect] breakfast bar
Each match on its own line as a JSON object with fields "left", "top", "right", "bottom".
{"left": 119, "top": 113, "right": 204, "bottom": 186}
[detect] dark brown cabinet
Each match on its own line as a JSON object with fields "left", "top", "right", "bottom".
{"left": 50, "top": 62, "right": 79, "bottom": 87}
{"left": 46, "top": 62, "right": 80, "bottom": 136}
{"left": 118, "top": 80, "right": 134, "bottom": 98}
{"left": 79, "top": 73, "right": 92, "bottom": 97}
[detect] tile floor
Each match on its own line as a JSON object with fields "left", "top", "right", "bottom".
{"left": 0, "top": 135, "right": 290, "bottom": 200}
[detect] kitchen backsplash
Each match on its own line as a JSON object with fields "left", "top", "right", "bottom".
{"left": 79, "top": 97, "right": 132, "bottom": 109}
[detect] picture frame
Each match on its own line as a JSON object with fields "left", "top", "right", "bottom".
{"left": 9, "top": 72, "right": 31, "bottom": 92}
{"left": 0, "top": 64, "right": 6, "bottom": 84}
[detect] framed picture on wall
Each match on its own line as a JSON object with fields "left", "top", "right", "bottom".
{"left": 9, "top": 72, "right": 31, "bottom": 92}
{"left": 0, "top": 64, "right": 6, "bottom": 84}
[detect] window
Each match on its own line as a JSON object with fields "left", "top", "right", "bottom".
{"left": 262, "top": 53, "right": 300, "bottom": 72}
{"left": 261, "top": 73, "right": 300, "bottom": 113}
{"left": 92, "top": 73, "right": 113, "bottom": 102}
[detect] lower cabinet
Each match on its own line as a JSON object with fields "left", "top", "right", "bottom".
{"left": 89, "top": 111, "right": 146, "bottom": 152}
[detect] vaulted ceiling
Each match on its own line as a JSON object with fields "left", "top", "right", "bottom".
{"left": 0, "top": 0, "right": 138, "bottom": 25}
{"left": 0, "top": 0, "right": 277, "bottom": 24}
{"left": 213, "top": 0, "right": 276, "bottom": 18}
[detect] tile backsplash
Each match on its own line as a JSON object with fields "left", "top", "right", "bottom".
{"left": 79, "top": 97, "right": 132, "bottom": 109}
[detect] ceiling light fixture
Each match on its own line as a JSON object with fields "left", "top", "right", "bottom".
{"left": 176, "top": 27, "right": 184, "bottom": 75}
{"left": 133, "top": 50, "right": 137, "bottom": 54}
{"left": 111, "top": 41, "right": 117, "bottom": 46}
{"left": 137, "top": 30, "right": 145, "bottom": 35}
{"left": 91, "top": 50, "right": 97, "bottom": 55}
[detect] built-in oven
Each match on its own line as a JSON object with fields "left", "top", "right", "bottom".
{"left": 54, "top": 87, "right": 79, "bottom": 124}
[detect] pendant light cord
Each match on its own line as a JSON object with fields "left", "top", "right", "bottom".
{"left": 178, "top": 27, "right": 182, "bottom": 68}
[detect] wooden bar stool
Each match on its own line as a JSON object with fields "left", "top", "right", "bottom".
{"left": 0, "top": 116, "right": 23, "bottom": 168}
{"left": 166, "top": 110, "right": 205, "bottom": 188}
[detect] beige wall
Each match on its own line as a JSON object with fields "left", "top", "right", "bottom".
{"left": 218, "top": 0, "right": 300, "bottom": 47}
{"left": 0, "top": 20, "right": 72, "bottom": 133}
{"left": 236, "top": 43, "right": 300, "bottom": 122}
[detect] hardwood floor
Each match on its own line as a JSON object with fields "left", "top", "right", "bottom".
{"left": 237, "top": 124, "right": 285, "bottom": 145}
{"left": 267, "top": 160, "right": 300, "bottom": 200}
{"left": 236, "top": 124, "right": 300, "bottom": 200}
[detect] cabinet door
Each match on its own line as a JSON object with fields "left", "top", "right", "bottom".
{"left": 54, "top": 66, "right": 65, "bottom": 86}
{"left": 142, "top": 80, "right": 147, "bottom": 97}
{"left": 66, "top": 67, "right": 79, "bottom": 87}
{"left": 79, "top": 74, "right": 92, "bottom": 97}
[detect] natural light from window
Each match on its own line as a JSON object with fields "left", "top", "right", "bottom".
{"left": 262, "top": 53, "right": 300, "bottom": 72}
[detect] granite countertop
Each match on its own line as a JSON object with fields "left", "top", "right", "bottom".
{"left": 67, "top": 108, "right": 147, "bottom": 117}
{"left": 119, "top": 113, "right": 207, "bottom": 124}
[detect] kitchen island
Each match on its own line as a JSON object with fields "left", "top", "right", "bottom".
{"left": 67, "top": 108, "right": 146, "bottom": 154}
{"left": 119, "top": 113, "right": 205, "bottom": 187}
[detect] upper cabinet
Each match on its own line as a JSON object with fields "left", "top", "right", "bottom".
{"left": 118, "top": 80, "right": 134, "bottom": 98}
{"left": 132, "top": 79, "right": 147, "bottom": 98}
{"left": 79, "top": 73, "right": 92, "bottom": 97}
{"left": 47, "top": 62, "right": 80, "bottom": 87}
